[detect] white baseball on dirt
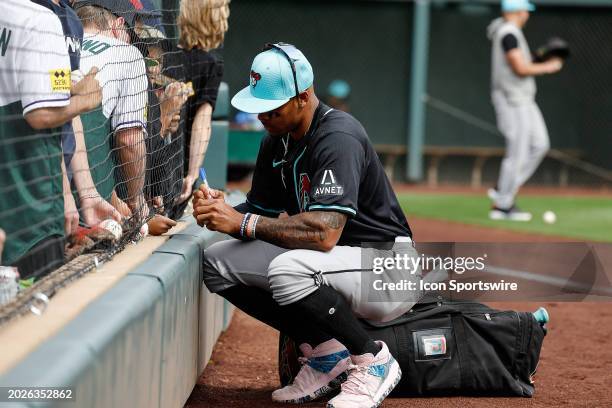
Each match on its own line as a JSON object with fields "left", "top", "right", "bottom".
{"left": 543, "top": 211, "right": 557, "bottom": 224}
{"left": 100, "top": 219, "right": 123, "bottom": 240}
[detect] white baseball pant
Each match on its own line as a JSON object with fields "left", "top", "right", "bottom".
{"left": 492, "top": 90, "right": 550, "bottom": 209}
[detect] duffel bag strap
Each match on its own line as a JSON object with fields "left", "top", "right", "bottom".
{"left": 452, "top": 314, "right": 474, "bottom": 391}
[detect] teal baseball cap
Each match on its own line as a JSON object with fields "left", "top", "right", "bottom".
{"left": 502, "top": 0, "right": 535, "bottom": 12}
{"left": 231, "top": 43, "right": 314, "bottom": 114}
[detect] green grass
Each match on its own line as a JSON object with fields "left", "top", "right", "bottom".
{"left": 397, "top": 193, "right": 612, "bottom": 242}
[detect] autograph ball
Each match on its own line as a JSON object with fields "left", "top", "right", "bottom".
{"left": 100, "top": 219, "right": 123, "bottom": 240}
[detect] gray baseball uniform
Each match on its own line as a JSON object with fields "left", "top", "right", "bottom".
{"left": 204, "top": 237, "right": 424, "bottom": 323}
{"left": 488, "top": 18, "right": 550, "bottom": 209}
{"left": 203, "top": 104, "right": 431, "bottom": 323}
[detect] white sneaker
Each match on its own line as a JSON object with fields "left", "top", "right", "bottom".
{"left": 489, "top": 205, "right": 532, "bottom": 222}
{"left": 326, "top": 341, "right": 401, "bottom": 408}
{"left": 272, "top": 338, "right": 350, "bottom": 404}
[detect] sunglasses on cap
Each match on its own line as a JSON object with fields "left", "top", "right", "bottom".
{"left": 263, "top": 42, "right": 302, "bottom": 99}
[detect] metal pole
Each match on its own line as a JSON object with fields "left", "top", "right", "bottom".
{"left": 407, "top": 0, "right": 431, "bottom": 182}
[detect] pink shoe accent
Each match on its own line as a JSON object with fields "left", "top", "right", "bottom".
{"left": 326, "top": 341, "right": 402, "bottom": 408}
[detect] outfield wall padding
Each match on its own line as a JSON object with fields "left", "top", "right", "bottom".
{"left": 0, "top": 193, "right": 243, "bottom": 408}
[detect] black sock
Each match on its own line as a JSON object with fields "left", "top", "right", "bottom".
{"left": 363, "top": 339, "right": 382, "bottom": 356}
{"left": 285, "top": 285, "right": 381, "bottom": 356}
{"left": 218, "top": 285, "right": 332, "bottom": 347}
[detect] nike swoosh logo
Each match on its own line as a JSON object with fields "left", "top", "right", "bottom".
{"left": 272, "top": 159, "right": 286, "bottom": 168}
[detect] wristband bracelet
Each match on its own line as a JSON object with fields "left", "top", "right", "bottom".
{"left": 240, "top": 212, "right": 251, "bottom": 237}
{"left": 239, "top": 213, "right": 247, "bottom": 236}
{"left": 251, "top": 215, "right": 260, "bottom": 239}
{"left": 246, "top": 213, "right": 260, "bottom": 239}
{"left": 246, "top": 213, "right": 254, "bottom": 237}
{"left": 245, "top": 213, "right": 255, "bottom": 238}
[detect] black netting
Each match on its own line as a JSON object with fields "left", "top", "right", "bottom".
{"left": 0, "top": 0, "right": 228, "bottom": 322}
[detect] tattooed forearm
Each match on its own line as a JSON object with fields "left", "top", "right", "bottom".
{"left": 256, "top": 211, "right": 347, "bottom": 251}
{"left": 320, "top": 212, "right": 345, "bottom": 229}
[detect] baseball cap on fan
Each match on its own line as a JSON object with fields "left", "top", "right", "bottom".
{"left": 139, "top": 0, "right": 165, "bottom": 34}
{"left": 231, "top": 45, "right": 314, "bottom": 114}
{"left": 73, "top": 0, "right": 158, "bottom": 27}
{"left": 502, "top": 0, "right": 535, "bottom": 12}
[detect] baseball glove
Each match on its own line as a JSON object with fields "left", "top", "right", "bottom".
{"left": 534, "top": 37, "right": 570, "bottom": 62}
{"left": 65, "top": 225, "right": 117, "bottom": 261}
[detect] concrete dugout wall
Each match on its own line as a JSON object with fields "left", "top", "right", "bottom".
{"left": 0, "top": 211, "right": 239, "bottom": 408}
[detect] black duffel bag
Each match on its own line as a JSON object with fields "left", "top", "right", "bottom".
{"left": 279, "top": 296, "right": 546, "bottom": 397}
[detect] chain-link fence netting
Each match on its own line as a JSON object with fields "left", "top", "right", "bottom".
{"left": 0, "top": 0, "right": 228, "bottom": 324}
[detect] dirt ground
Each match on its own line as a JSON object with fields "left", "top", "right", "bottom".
{"left": 185, "top": 216, "right": 612, "bottom": 408}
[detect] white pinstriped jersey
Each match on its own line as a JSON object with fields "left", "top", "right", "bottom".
{"left": 0, "top": 0, "right": 71, "bottom": 264}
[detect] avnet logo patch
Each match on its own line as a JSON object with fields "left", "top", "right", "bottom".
{"left": 313, "top": 169, "right": 344, "bottom": 197}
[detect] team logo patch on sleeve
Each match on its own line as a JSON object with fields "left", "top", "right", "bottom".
{"left": 313, "top": 169, "right": 344, "bottom": 197}
{"left": 49, "top": 68, "right": 71, "bottom": 92}
{"left": 299, "top": 173, "right": 311, "bottom": 211}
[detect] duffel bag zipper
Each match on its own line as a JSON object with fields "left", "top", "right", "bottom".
{"left": 512, "top": 312, "right": 532, "bottom": 382}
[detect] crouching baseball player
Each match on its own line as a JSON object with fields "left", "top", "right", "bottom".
{"left": 193, "top": 43, "right": 422, "bottom": 407}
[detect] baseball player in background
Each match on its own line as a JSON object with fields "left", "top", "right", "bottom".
{"left": 487, "top": 0, "right": 563, "bottom": 221}
{"left": 192, "top": 43, "right": 427, "bottom": 408}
